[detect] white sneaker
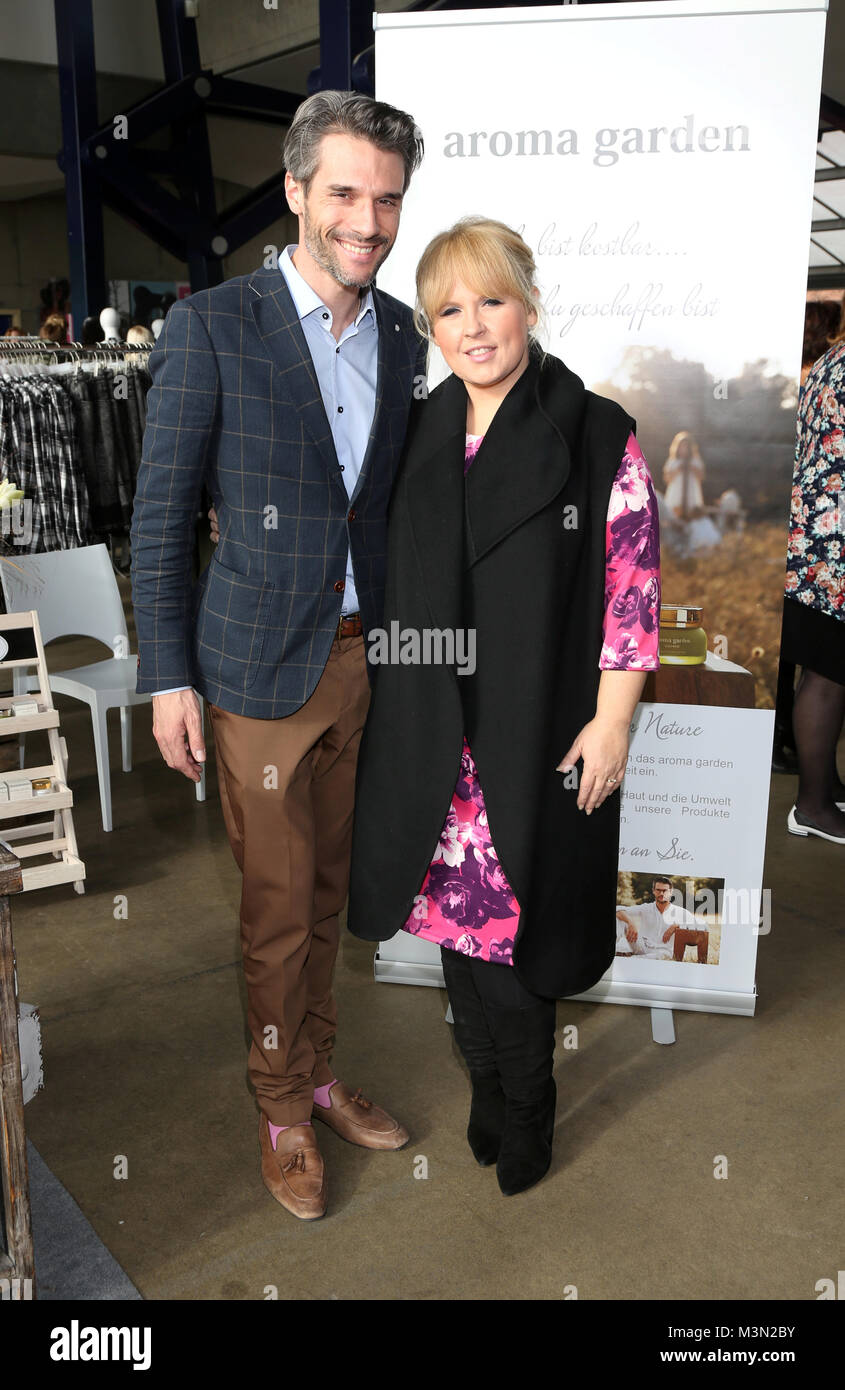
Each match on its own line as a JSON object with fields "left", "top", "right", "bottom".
{"left": 787, "top": 805, "right": 845, "bottom": 844}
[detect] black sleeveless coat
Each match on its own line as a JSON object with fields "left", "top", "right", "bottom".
{"left": 347, "top": 349, "right": 637, "bottom": 998}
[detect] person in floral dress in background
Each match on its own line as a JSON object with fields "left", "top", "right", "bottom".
{"left": 782, "top": 300, "right": 845, "bottom": 845}
{"left": 349, "top": 217, "right": 660, "bottom": 1198}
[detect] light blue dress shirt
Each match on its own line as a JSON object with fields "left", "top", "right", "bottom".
{"left": 149, "top": 244, "right": 378, "bottom": 696}
{"left": 278, "top": 243, "right": 378, "bottom": 618}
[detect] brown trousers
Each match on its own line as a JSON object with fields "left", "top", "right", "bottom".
{"left": 207, "top": 633, "right": 370, "bottom": 1126}
{"left": 672, "top": 927, "right": 710, "bottom": 964}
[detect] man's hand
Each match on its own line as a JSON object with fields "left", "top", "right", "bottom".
{"left": 208, "top": 505, "right": 220, "bottom": 543}
{"left": 626, "top": 925, "right": 638, "bottom": 946}
{"left": 152, "top": 690, "right": 206, "bottom": 782}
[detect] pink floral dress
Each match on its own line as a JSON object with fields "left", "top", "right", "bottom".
{"left": 784, "top": 337, "right": 845, "bottom": 618}
{"left": 401, "top": 430, "right": 660, "bottom": 965}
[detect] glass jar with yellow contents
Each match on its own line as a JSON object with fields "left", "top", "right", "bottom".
{"left": 659, "top": 604, "right": 707, "bottom": 665}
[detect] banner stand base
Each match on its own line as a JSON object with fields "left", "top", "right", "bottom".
{"left": 570, "top": 978, "right": 757, "bottom": 1017}
{"left": 651, "top": 1006, "right": 676, "bottom": 1044}
{"left": 373, "top": 953, "right": 444, "bottom": 988}
{"left": 373, "top": 952, "right": 757, "bottom": 1022}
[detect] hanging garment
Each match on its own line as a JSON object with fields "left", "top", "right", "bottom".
{"left": 0, "top": 357, "right": 152, "bottom": 548}
{"left": 0, "top": 374, "right": 89, "bottom": 550}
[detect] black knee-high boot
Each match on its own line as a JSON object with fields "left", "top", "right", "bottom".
{"left": 440, "top": 948, "right": 506, "bottom": 1166}
{"left": 485, "top": 999, "right": 557, "bottom": 1196}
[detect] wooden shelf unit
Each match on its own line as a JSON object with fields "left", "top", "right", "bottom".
{"left": 0, "top": 611, "right": 85, "bottom": 895}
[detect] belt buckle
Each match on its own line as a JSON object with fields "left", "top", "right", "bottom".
{"left": 338, "top": 611, "right": 360, "bottom": 641}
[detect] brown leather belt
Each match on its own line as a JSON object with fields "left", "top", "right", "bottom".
{"left": 337, "top": 611, "right": 363, "bottom": 640}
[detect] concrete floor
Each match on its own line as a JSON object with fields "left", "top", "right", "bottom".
{"left": 9, "top": 595, "right": 844, "bottom": 1301}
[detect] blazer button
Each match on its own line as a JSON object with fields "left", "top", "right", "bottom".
{"left": 348, "top": 509, "right": 356, "bottom": 522}
{"left": 334, "top": 580, "right": 345, "bottom": 593}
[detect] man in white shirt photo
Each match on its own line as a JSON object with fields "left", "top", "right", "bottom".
{"left": 616, "top": 878, "right": 710, "bottom": 962}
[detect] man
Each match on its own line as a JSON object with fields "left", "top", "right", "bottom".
{"left": 615, "top": 878, "right": 707, "bottom": 961}
{"left": 130, "top": 91, "right": 426, "bottom": 1221}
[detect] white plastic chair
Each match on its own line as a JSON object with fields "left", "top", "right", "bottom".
{"left": 0, "top": 543, "right": 206, "bottom": 832}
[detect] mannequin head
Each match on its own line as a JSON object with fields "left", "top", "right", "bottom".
{"left": 81, "top": 316, "right": 104, "bottom": 346}
{"left": 99, "top": 307, "right": 122, "bottom": 341}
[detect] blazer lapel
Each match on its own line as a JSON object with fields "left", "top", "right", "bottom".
{"left": 248, "top": 262, "right": 340, "bottom": 478}
{"left": 404, "top": 372, "right": 467, "bottom": 639}
{"left": 464, "top": 352, "right": 587, "bottom": 567}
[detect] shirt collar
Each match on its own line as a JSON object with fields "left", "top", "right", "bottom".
{"left": 279, "top": 245, "right": 376, "bottom": 331}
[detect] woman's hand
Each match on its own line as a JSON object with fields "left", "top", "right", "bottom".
{"left": 557, "top": 715, "right": 629, "bottom": 814}
{"left": 208, "top": 505, "right": 220, "bottom": 543}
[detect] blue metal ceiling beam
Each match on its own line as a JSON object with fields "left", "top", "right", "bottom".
{"left": 310, "top": 0, "right": 374, "bottom": 95}
{"left": 217, "top": 174, "right": 287, "bottom": 252}
{"left": 54, "top": 0, "right": 105, "bottom": 336}
{"left": 53, "top": 0, "right": 386, "bottom": 312}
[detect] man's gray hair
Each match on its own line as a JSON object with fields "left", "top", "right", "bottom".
{"left": 283, "top": 90, "right": 423, "bottom": 193}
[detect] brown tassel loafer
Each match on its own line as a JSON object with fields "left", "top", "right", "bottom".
{"left": 259, "top": 1115, "right": 327, "bottom": 1220}
{"left": 312, "top": 1081, "right": 409, "bottom": 1150}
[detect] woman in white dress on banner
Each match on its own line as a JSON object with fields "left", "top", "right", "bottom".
{"left": 663, "top": 430, "right": 721, "bottom": 552}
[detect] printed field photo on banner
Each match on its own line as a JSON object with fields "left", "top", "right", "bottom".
{"left": 375, "top": 0, "right": 825, "bottom": 717}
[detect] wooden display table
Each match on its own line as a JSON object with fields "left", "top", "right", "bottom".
{"left": 643, "top": 650, "right": 756, "bottom": 708}
{"left": 0, "top": 841, "right": 34, "bottom": 1297}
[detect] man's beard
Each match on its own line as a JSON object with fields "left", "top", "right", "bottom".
{"left": 302, "top": 205, "right": 391, "bottom": 289}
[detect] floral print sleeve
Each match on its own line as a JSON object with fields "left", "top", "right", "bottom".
{"left": 601, "top": 432, "right": 661, "bottom": 670}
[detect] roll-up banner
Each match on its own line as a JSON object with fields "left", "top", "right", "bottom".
{"left": 372, "top": 0, "right": 828, "bottom": 1016}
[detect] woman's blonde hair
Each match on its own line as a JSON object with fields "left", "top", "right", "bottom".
{"left": 39, "top": 313, "right": 67, "bottom": 344}
{"left": 666, "top": 431, "right": 701, "bottom": 460}
{"left": 414, "top": 216, "right": 543, "bottom": 344}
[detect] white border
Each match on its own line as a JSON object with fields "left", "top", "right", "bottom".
{"left": 374, "top": 0, "right": 826, "bottom": 29}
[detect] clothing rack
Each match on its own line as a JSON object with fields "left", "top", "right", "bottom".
{"left": 0, "top": 338, "right": 149, "bottom": 352}
{"left": 0, "top": 340, "right": 152, "bottom": 555}
{"left": 0, "top": 340, "right": 151, "bottom": 374}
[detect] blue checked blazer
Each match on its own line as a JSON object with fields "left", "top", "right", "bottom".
{"left": 130, "top": 261, "right": 426, "bottom": 718}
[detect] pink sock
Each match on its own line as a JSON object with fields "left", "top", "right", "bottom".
{"left": 268, "top": 1119, "right": 311, "bottom": 1152}
{"left": 313, "top": 1078, "right": 338, "bottom": 1109}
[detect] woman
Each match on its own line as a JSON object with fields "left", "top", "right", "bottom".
{"left": 347, "top": 218, "right": 661, "bottom": 1196}
{"left": 38, "top": 313, "right": 68, "bottom": 346}
{"left": 782, "top": 295, "right": 845, "bottom": 845}
{"left": 662, "top": 429, "right": 722, "bottom": 554}
{"left": 773, "top": 297, "right": 841, "bottom": 775}
{"left": 663, "top": 431, "right": 704, "bottom": 518}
